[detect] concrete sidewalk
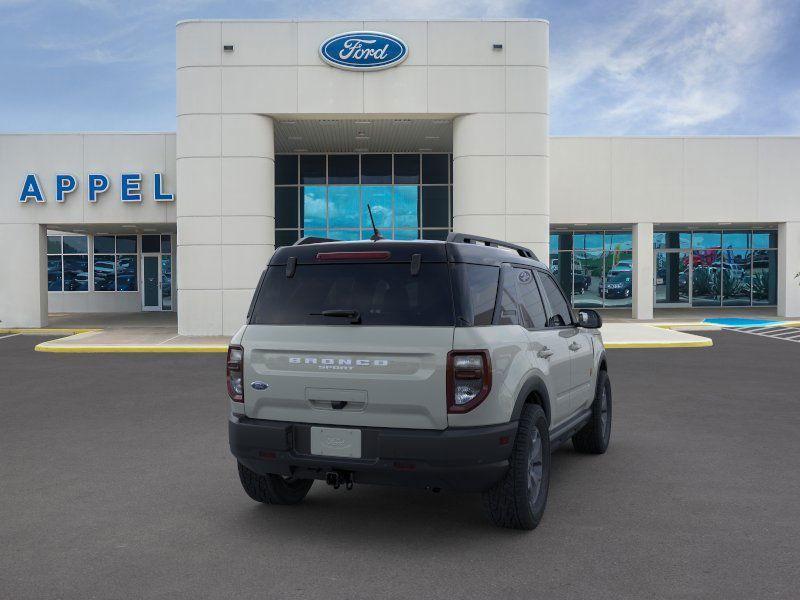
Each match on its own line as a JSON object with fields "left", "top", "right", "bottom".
{"left": 0, "top": 311, "right": 721, "bottom": 352}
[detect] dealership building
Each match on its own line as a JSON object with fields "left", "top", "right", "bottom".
{"left": 1, "top": 19, "right": 799, "bottom": 335}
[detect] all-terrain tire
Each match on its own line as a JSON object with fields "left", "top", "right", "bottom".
{"left": 482, "top": 404, "right": 550, "bottom": 530}
{"left": 237, "top": 462, "right": 314, "bottom": 505}
{"left": 572, "top": 369, "right": 612, "bottom": 454}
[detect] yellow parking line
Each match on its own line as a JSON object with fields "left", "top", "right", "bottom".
{"left": 0, "top": 328, "right": 101, "bottom": 335}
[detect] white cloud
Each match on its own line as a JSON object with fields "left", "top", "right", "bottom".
{"left": 551, "top": 0, "right": 791, "bottom": 133}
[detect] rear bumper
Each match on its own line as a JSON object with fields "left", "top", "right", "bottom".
{"left": 229, "top": 415, "right": 517, "bottom": 492}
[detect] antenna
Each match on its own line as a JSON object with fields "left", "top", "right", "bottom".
{"left": 366, "top": 204, "right": 383, "bottom": 241}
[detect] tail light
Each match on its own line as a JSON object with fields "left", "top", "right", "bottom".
{"left": 447, "top": 350, "right": 491, "bottom": 413}
{"left": 227, "top": 345, "right": 244, "bottom": 402}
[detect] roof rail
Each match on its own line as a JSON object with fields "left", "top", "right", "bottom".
{"left": 293, "top": 236, "right": 338, "bottom": 246}
{"left": 446, "top": 233, "right": 538, "bottom": 260}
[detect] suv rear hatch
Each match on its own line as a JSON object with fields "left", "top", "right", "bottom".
{"left": 242, "top": 242, "right": 455, "bottom": 430}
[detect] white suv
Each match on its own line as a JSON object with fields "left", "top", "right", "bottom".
{"left": 228, "top": 233, "right": 611, "bottom": 530}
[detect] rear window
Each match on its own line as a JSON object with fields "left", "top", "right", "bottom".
{"left": 249, "top": 263, "right": 454, "bottom": 326}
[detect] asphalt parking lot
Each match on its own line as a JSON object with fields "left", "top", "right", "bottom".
{"left": 1, "top": 331, "right": 799, "bottom": 599}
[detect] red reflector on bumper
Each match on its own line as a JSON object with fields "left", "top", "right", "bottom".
{"left": 393, "top": 462, "right": 416, "bottom": 471}
{"left": 258, "top": 451, "right": 277, "bottom": 459}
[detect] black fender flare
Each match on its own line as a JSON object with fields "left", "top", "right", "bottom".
{"left": 511, "top": 376, "right": 552, "bottom": 424}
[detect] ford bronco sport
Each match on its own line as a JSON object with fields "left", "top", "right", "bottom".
{"left": 228, "top": 233, "right": 611, "bottom": 530}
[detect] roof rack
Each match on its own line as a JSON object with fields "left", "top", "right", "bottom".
{"left": 293, "top": 236, "right": 339, "bottom": 245}
{"left": 446, "top": 233, "right": 538, "bottom": 260}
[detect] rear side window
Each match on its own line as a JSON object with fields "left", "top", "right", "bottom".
{"left": 452, "top": 264, "right": 499, "bottom": 326}
{"left": 538, "top": 271, "right": 573, "bottom": 327}
{"left": 495, "top": 266, "right": 519, "bottom": 326}
{"left": 515, "top": 268, "right": 547, "bottom": 329}
{"left": 250, "top": 263, "right": 454, "bottom": 326}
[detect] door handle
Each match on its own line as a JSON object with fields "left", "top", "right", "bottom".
{"left": 569, "top": 342, "right": 582, "bottom": 352}
{"left": 537, "top": 347, "right": 554, "bottom": 359}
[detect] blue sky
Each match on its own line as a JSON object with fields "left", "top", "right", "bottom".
{"left": 1, "top": 0, "right": 798, "bottom": 135}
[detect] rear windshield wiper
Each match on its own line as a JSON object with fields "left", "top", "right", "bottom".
{"left": 309, "top": 309, "right": 362, "bottom": 324}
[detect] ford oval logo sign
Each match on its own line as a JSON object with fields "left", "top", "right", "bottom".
{"left": 319, "top": 31, "right": 408, "bottom": 71}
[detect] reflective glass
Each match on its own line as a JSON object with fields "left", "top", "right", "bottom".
{"left": 605, "top": 232, "right": 632, "bottom": 251}
{"left": 393, "top": 229, "right": 419, "bottom": 240}
{"left": 394, "top": 154, "right": 419, "bottom": 184}
{"left": 62, "top": 235, "right": 87, "bottom": 254}
{"left": 161, "top": 235, "right": 172, "bottom": 254}
{"left": 655, "top": 251, "right": 690, "bottom": 305}
{"left": 275, "top": 187, "right": 299, "bottom": 229}
{"left": 63, "top": 255, "right": 89, "bottom": 291}
{"left": 116, "top": 235, "right": 137, "bottom": 254}
{"left": 328, "top": 155, "right": 358, "bottom": 184}
{"left": 302, "top": 186, "right": 326, "bottom": 229}
{"left": 328, "top": 186, "right": 360, "bottom": 228}
{"left": 692, "top": 231, "right": 721, "bottom": 249}
{"left": 573, "top": 251, "right": 603, "bottom": 308}
{"left": 515, "top": 268, "right": 547, "bottom": 329}
{"left": 116, "top": 255, "right": 137, "bottom": 291}
{"left": 422, "top": 229, "right": 448, "bottom": 240}
{"left": 549, "top": 234, "right": 559, "bottom": 251}
{"left": 555, "top": 249, "right": 573, "bottom": 297}
{"left": 574, "top": 233, "right": 603, "bottom": 250}
{"left": 303, "top": 229, "right": 326, "bottom": 239}
{"left": 328, "top": 229, "right": 360, "bottom": 241}
{"left": 421, "top": 154, "right": 448, "bottom": 184}
{"left": 722, "top": 249, "right": 751, "bottom": 306}
{"left": 362, "top": 186, "right": 392, "bottom": 228}
{"left": 47, "top": 256, "right": 62, "bottom": 291}
{"left": 752, "top": 230, "right": 778, "bottom": 249}
{"left": 361, "top": 154, "right": 391, "bottom": 184}
{"left": 162, "top": 255, "right": 172, "bottom": 310}
{"left": 275, "top": 155, "right": 298, "bottom": 185}
{"left": 421, "top": 186, "right": 447, "bottom": 228}
{"left": 94, "top": 235, "right": 115, "bottom": 253}
{"left": 142, "top": 234, "right": 160, "bottom": 253}
{"left": 47, "top": 235, "right": 61, "bottom": 254}
{"left": 275, "top": 230, "right": 299, "bottom": 248}
{"left": 300, "top": 155, "right": 325, "bottom": 184}
{"left": 605, "top": 251, "right": 633, "bottom": 307}
{"left": 654, "top": 231, "right": 691, "bottom": 249}
{"left": 94, "top": 255, "right": 116, "bottom": 291}
{"left": 722, "top": 231, "right": 750, "bottom": 249}
{"left": 539, "top": 272, "right": 572, "bottom": 327}
{"left": 692, "top": 250, "right": 721, "bottom": 306}
{"left": 752, "top": 249, "right": 777, "bottom": 305}
{"left": 394, "top": 186, "right": 419, "bottom": 228}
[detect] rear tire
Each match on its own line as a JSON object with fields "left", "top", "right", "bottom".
{"left": 237, "top": 462, "right": 314, "bottom": 505}
{"left": 482, "top": 404, "right": 550, "bottom": 530}
{"left": 572, "top": 370, "right": 612, "bottom": 454}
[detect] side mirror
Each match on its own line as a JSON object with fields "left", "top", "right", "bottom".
{"left": 577, "top": 309, "right": 602, "bottom": 329}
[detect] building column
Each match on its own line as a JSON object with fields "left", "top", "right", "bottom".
{"left": 632, "top": 222, "right": 654, "bottom": 320}
{"left": 452, "top": 113, "right": 549, "bottom": 260}
{"left": 778, "top": 221, "right": 800, "bottom": 318}
{"left": 0, "top": 224, "right": 47, "bottom": 327}
{"left": 177, "top": 114, "right": 275, "bottom": 336}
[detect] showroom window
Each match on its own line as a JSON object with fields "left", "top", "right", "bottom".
{"left": 549, "top": 231, "right": 633, "bottom": 308}
{"left": 93, "top": 235, "right": 138, "bottom": 292}
{"left": 47, "top": 235, "right": 89, "bottom": 292}
{"left": 274, "top": 153, "right": 453, "bottom": 247}
{"left": 654, "top": 229, "right": 777, "bottom": 307}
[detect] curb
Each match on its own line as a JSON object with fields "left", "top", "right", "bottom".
{"left": 34, "top": 343, "right": 227, "bottom": 353}
{"left": 0, "top": 328, "right": 100, "bottom": 335}
{"left": 604, "top": 339, "right": 713, "bottom": 349}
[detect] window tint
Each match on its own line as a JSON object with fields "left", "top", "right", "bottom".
{"left": 141, "top": 234, "right": 160, "bottom": 253}
{"left": 515, "top": 268, "right": 547, "bottom": 329}
{"left": 250, "top": 263, "right": 454, "bottom": 326}
{"left": 452, "top": 264, "right": 498, "bottom": 326}
{"left": 327, "top": 154, "right": 359, "bottom": 184}
{"left": 538, "top": 271, "right": 572, "bottom": 327}
{"left": 496, "top": 267, "right": 519, "bottom": 326}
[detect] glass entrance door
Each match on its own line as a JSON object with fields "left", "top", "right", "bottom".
{"left": 142, "top": 255, "right": 161, "bottom": 311}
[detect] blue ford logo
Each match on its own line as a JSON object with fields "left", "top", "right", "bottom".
{"left": 319, "top": 31, "right": 408, "bottom": 71}
{"left": 250, "top": 381, "right": 269, "bottom": 390}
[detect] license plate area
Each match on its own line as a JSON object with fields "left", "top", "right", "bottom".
{"left": 310, "top": 426, "right": 362, "bottom": 458}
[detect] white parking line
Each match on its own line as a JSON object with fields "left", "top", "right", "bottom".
{"left": 725, "top": 326, "right": 800, "bottom": 343}
{"left": 0, "top": 333, "right": 21, "bottom": 341}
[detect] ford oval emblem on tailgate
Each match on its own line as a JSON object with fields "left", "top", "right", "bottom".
{"left": 250, "top": 381, "right": 269, "bottom": 390}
